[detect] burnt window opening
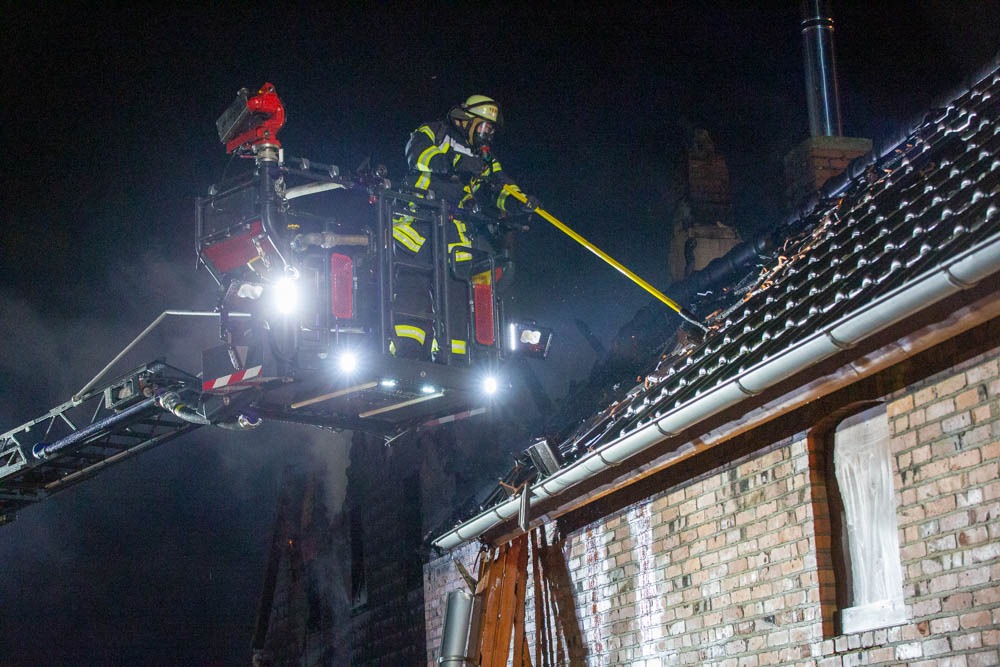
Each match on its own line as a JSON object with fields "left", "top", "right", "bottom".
{"left": 350, "top": 510, "right": 367, "bottom": 609}
{"left": 401, "top": 472, "right": 424, "bottom": 587}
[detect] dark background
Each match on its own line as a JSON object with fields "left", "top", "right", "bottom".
{"left": 1, "top": 2, "right": 997, "bottom": 663}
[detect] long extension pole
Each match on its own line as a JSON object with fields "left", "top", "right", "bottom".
{"left": 502, "top": 186, "right": 707, "bottom": 332}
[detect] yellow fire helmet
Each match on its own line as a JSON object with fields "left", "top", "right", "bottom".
{"left": 449, "top": 94, "right": 503, "bottom": 149}
{"left": 449, "top": 95, "right": 504, "bottom": 126}
{"left": 462, "top": 95, "right": 502, "bottom": 124}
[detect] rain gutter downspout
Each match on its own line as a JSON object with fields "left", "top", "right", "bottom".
{"left": 432, "top": 230, "right": 1000, "bottom": 550}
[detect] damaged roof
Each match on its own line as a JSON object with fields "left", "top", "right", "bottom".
{"left": 433, "top": 59, "right": 1000, "bottom": 551}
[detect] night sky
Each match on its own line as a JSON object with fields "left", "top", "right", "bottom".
{"left": 1, "top": 3, "right": 997, "bottom": 664}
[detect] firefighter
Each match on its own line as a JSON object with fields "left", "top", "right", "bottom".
{"left": 392, "top": 94, "right": 539, "bottom": 360}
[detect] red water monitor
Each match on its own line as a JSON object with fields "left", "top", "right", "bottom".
{"left": 217, "top": 83, "right": 287, "bottom": 154}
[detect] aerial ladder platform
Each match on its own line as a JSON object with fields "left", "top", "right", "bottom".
{"left": 0, "top": 83, "right": 552, "bottom": 525}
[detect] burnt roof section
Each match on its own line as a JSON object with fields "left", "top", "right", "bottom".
{"left": 441, "top": 59, "right": 1000, "bottom": 541}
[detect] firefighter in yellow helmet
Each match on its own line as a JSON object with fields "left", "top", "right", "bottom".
{"left": 391, "top": 95, "right": 539, "bottom": 360}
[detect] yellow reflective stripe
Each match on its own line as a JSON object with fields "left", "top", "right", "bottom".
{"left": 447, "top": 219, "right": 472, "bottom": 261}
{"left": 416, "top": 144, "right": 443, "bottom": 171}
{"left": 419, "top": 126, "right": 435, "bottom": 141}
{"left": 394, "top": 324, "right": 426, "bottom": 345}
{"left": 392, "top": 229, "right": 424, "bottom": 252}
{"left": 394, "top": 220, "right": 425, "bottom": 244}
{"left": 414, "top": 171, "right": 431, "bottom": 190}
{"left": 393, "top": 229, "right": 422, "bottom": 252}
{"left": 459, "top": 185, "right": 477, "bottom": 206}
{"left": 416, "top": 128, "right": 449, "bottom": 174}
{"left": 392, "top": 218, "right": 425, "bottom": 252}
{"left": 451, "top": 339, "right": 467, "bottom": 355}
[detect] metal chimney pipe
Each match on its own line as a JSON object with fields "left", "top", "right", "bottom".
{"left": 438, "top": 590, "right": 478, "bottom": 665}
{"left": 801, "top": 0, "right": 843, "bottom": 136}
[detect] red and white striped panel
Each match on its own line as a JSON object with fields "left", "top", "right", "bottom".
{"left": 202, "top": 365, "right": 263, "bottom": 392}
{"left": 418, "top": 406, "right": 487, "bottom": 431}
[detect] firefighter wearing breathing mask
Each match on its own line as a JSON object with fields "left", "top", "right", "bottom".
{"left": 391, "top": 95, "right": 539, "bottom": 360}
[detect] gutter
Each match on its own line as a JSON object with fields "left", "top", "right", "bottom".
{"left": 432, "top": 230, "right": 1000, "bottom": 551}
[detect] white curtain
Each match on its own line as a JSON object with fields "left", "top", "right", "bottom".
{"left": 833, "top": 409, "right": 904, "bottom": 607}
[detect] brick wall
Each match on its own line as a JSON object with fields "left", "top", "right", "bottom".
{"left": 888, "top": 350, "right": 1000, "bottom": 666}
{"left": 562, "top": 440, "right": 822, "bottom": 665}
{"left": 424, "top": 345, "right": 1000, "bottom": 665}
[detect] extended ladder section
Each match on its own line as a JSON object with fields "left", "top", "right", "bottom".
{"left": 0, "top": 362, "right": 202, "bottom": 525}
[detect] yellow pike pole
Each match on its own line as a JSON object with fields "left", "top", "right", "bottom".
{"left": 503, "top": 186, "right": 708, "bottom": 332}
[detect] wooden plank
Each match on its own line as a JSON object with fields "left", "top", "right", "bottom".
{"left": 531, "top": 531, "right": 547, "bottom": 667}
{"left": 476, "top": 546, "right": 505, "bottom": 666}
{"left": 486, "top": 537, "right": 523, "bottom": 666}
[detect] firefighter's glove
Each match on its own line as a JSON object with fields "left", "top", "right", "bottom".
{"left": 457, "top": 154, "right": 489, "bottom": 177}
{"left": 521, "top": 195, "right": 541, "bottom": 214}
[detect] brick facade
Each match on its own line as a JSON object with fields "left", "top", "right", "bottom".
{"left": 424, "top": 345, "right": 1000, "bottom": 665}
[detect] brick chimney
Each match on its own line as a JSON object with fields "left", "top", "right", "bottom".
{"left": 669, "top": 129, "right": 742, "bottom": 283}
{"left": 784, "top": 135, "right": 872, "bottom": 207}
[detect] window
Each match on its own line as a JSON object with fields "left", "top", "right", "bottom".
{"left": 829, "top": 404, "right": 907, "bottom": 634}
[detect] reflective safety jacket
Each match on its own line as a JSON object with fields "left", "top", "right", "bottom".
{"left": 393, "top": 121, "right": 526, "bottom": 260}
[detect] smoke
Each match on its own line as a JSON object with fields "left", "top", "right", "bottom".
{"left": 0, "top": 246, "right": 353, "bottom": 662}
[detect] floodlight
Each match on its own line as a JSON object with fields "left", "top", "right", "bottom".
{"left": 236, "top": 282, "right": 264, "bottom": 300}
{"left": 337, "top": 350, "right": 359, "bottom": 374}
{"left": 507, "top": 321, "right": 553, "bottom": 359}
{"left": 273, "top": 276, "right": 299, "bottom": 315}
{"left": 482, "top": 375, "right": 499, "bottom": 396}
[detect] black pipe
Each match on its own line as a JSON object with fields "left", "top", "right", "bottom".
{"left": 257, "top": 154, "right": 290, "bottom": 269}
{"left": 32, "top": 397, "right": 157, "bottom": 460}
{"left": 801, "top": 0, "right": 843, "bottom": 137}
{"left": 667, "top": 231, "right": 777, "bottom": 306}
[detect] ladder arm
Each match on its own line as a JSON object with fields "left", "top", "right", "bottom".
{"left": 0, "top": 361, "right": 203, "bottom": 525}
